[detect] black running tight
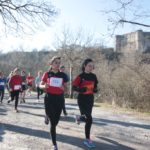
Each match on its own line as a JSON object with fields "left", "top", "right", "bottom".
{"left": 44, "top": 93, "right": 64, "bottom": 145}
{"left": 11, "top": 91, "right": 20, "bottom": 109}
{"left": 77, "top": 94, "right": 94, "bottom": 139}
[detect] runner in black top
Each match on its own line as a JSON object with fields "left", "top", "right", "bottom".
{"left": 35, "top": 71, "right": 43, "bottom": 100}
{"left": 72, "top": 58, "right": 98, "bottom": 148}
{"left": 40, "top": 56, "right": 68, "bottom": 150}
{"left": 59, "top": 65, "right": 69, "bottom": 116}
{"left": 20, "top": 70, "right": 27, "bottom": 103}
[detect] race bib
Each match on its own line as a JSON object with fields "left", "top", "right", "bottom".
{"left": 14, "top": 85, "right": 21, "bottom": 90}
{"left": 49, "top": 77, "right": 63, "bottom": 87}
{"left": 0, "top": 82, "right": 4, "bottom": 86}
{"left": 22, "top": 82, "right": 26, "bottom": 85}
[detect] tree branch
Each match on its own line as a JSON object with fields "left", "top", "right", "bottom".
{"left": 0, "top": 0, "right": 57, "bottom": 34}
{"left": 119, "top": 19, "right": 150, "bottom": 27}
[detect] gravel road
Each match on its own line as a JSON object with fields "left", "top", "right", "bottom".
{"left": 0, "top": 93, "right": 150, "bottom": 150}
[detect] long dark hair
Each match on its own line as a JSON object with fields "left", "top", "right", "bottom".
{"left": 81, "top": 58, "right": 93, "bottom": 72}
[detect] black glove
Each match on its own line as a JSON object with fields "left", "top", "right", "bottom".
{"left": 93, "top": 88, "right": 98, "bottom": 93}
{"left": 79, "top": 87, "right": 87, "bottom": 93}
{"left": 72, "top": 86, "right": 87, "bottom": 93}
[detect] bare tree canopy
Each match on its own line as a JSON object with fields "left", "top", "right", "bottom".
{"left": 0, "top": 0, "right": 57, "bottom": 34}
{"left": 102, "top": 0, "right": 150, "bottom": 35}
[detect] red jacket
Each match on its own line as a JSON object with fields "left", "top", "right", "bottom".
{"left": 9, "top": 75, "right": 22, "bottom": 91}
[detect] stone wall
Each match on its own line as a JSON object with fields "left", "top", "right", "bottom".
{"left": 115, "top": 30, "right": 150, "bottom": 53}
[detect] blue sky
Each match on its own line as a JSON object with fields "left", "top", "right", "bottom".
{"left": 0, "top": 0, "right": 150, "bottom": 52}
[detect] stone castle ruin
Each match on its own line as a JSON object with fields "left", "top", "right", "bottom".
{"left": 115, "top": 30, "right": 150, "bottom": 53}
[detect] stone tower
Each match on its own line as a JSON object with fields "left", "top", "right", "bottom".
{"left": 115, "top": 30, "right": 150, "bottom": 53}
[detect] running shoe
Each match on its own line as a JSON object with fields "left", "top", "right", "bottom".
{"left": 52, "top": 145, "right": 58, "bottom": 150}
{"left": 7, "top": 100, "right": 11, "bottom": 104}
{"left": 15, "top": 109, "right": 19, "bottom": 113}
{"left": 83, "top": 139, "right": 96, "bottom": 148}
{"left": 63, "top": 112, "right": 68, "bottom": 116}
{"left": 44, "top": 115, "right": 49, "bottom": 125}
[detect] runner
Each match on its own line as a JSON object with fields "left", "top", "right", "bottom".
{"left": 20, "top": 70, "right": 27, "bottom": 103}
{"left": 40, "top": 56, "right": 68, "bottom": 150}
{"left": 8, "top": 68, "right": 22, "bottom": 112}
{"left": 0, "top": 71, "right": 7, "bottom": 103}
{"left": 72, "top": 58, "right": 98, "bottom": 148}
{"left": 35, "top": 71, "right": 43, "bottom": 100}
{"left": 6, "top": 71, "right": 14, "bottom": 101}
{"left": 59, "top": 65, "right": 69, "bottom": 116}
{"left": 26, "top": 72, "right": 34, "bottom": 96}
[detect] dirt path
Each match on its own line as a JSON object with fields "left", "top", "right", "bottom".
{"left": 0, "top": 93, "right": 150, "bottom": 150}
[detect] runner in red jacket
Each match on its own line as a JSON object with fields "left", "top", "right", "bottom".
{"left": 8, "top": 68, "right": 22, "bottom": 112}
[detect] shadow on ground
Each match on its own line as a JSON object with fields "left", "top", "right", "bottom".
{"left": 20, "top": 110, "right": 45, "bottom": 118}
{"left": 94, "top": 118, "right": 150, "bottom": 130}
{"left": 10, "top": 101, "right": 150, "bottom": 130}
{"left": 2, "top": 123, "right": 135, "bottom": 150}
{"left": 0, "top": 123, "right": 5, "bottom": 142}
{"left": 60, "top": 115, "right": 150, "bottom": 130}
{"left": 0, "top": 107, "right": 7, "bottom": 116}
{"left": 18, "top": 104, "right": 44, "bottom": 110}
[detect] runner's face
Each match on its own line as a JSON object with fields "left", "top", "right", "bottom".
{"left": 14, "top": 70, "right": 19, "bottom": 75}
{"left": 52, "top": 59, "right": 61, "bottom": 69}
{"left": 84, "top": 62, "right": 94, "bottom": 73}
{"left": 60, "top": 67, "right": 65, "bottom": 72}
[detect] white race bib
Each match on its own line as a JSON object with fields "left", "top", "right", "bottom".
{"left": 0, "top": 82, "right": 5, "bottom": 86}
{"left": 14, "top": 85, "right": 21, "bottom": 90}
{"left": 22, "top": 82, "right": 26, "bottom": 85}
{"left": 49, "top": 77, "right": 63, "bottom": 87}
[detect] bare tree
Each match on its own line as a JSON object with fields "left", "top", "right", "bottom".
{"left": 0, "top": 0, "right": 57, "bottom": 34}
{"left": 55, "top": 27, "right": 98, "bottom": 97}
{"left": 102, "top": 0, "right": 150, "bottom": 35}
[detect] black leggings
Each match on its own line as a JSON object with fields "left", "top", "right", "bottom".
{"left": 62, "top": 95, "right": 67, "bottom": 115}
{"left": 0, "top": 89, "right": 5, "bottom": 102}
{"left": 11, "top": 91, "right": 20, "bottom": 109}
{"left": 77, "top": 94, "right": 94, "bottom": 139}
{"left": 37, "top": 87, "right": 43, "bottom": 99}
{"left": 44, "top": 93, "right": 64, "bottom": 145}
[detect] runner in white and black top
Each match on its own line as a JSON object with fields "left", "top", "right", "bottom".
{"left": 40, "top": 56, "right": 68, "bottom": 150}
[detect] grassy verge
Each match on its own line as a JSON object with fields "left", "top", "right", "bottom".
{"left": 94, "top": 102, "right": 150, "bottom": 117}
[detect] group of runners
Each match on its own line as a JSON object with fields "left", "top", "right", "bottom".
{"left": 0, "top": 69, "right": 39, "bottom": 111}
{"left": 0, "top": 56, "right": 98, "bottom": 150}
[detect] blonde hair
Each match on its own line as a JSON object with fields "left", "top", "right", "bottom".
{"left": 14, "top": 67, "right": 19, "bottom": 72}
{"left": 49, "top": 56, "right": 61, "bottom": 65}
{"left": 49, "top": 56, "right": 61, "bottom": 71}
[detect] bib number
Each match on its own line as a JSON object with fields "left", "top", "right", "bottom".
{"left": 14, "top": 85, "right": 21, "bottom": 90}
{"left": 22, "top": 82, "right": 26, "bottom": 85}
{"left": 49, "top": 77, "right": 63, "bottom": 87}
{"left": 0, "top": 82, "right": 4, "bottom": 86}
